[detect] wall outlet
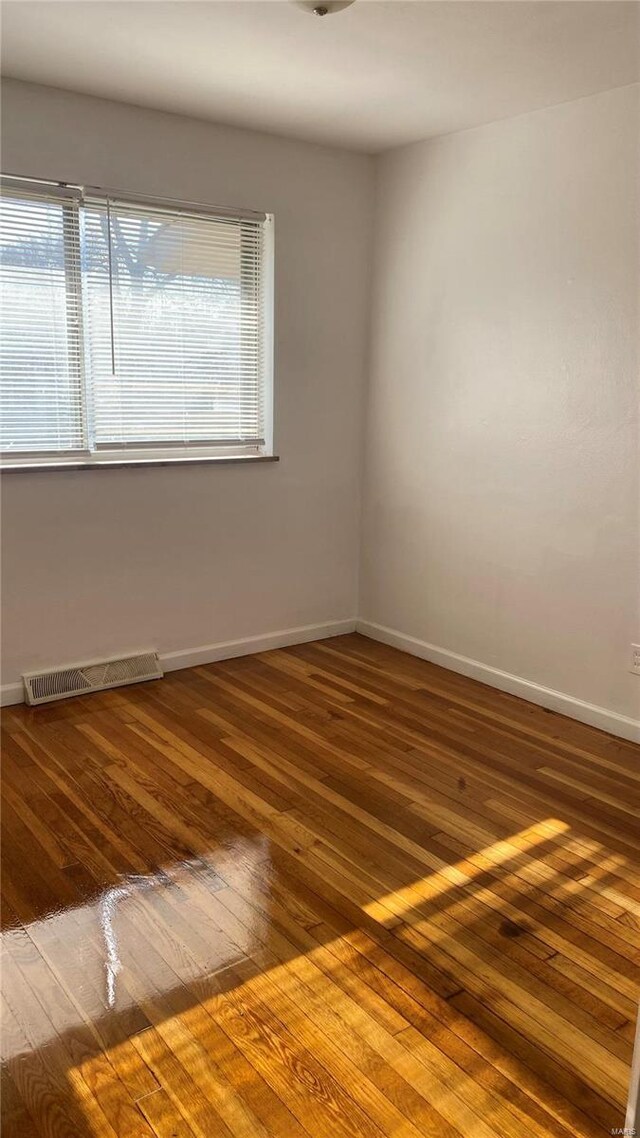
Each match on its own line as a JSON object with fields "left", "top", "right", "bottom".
{"left": 631, "top": 644, "right": 640, "bottom": 675}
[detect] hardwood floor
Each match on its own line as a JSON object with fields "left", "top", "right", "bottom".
{"left": 1, "top": 632, "right": 639, "bottom": 1138}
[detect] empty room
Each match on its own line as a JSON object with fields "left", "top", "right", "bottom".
{"left": 0, "top": 1, "right": 639, "bottom": 1135}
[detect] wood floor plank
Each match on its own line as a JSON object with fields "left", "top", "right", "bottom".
{"left": 1, "top": 1066, "right": 45, "bottom": 1138}
{"left": 2, "top": 632, "right": 638, "bottom": 1137}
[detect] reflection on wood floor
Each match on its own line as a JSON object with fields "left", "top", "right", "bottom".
{"left": 1, "top": 632, "right": 639, "bottom": 1137}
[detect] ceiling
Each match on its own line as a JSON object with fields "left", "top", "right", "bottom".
{"left": 1, "top": 0, "right": 638, "bottom": 152}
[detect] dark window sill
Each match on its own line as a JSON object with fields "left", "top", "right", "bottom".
{"left": 0, "top": 454, "right": 280, "bottom": 473}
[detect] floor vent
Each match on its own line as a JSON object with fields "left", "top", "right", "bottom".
{"left": 23, "top": 652, "right": 163, "bottom": 705}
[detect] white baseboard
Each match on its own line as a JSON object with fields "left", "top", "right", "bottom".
{"left": 160, "top": 619, "right": 356, "bottom": 673}
{"left": 0, "top": 681, "right": 24, "bottom": 707}
{"left": 4, "top": 616, "right": 637, "bottom": 744}
{"left": 357, "top": 619, "right": 640, "bottom": 744}
{"left": 0, "top": 619, "right": 356, "bottom": 708}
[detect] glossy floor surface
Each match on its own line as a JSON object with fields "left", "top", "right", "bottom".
{"left": 1, "top": 633, "right": 639, "bottom": 1138}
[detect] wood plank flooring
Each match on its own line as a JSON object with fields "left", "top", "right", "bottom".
{"left": 1, "top": 632, "right": 639, "bottom": 1137}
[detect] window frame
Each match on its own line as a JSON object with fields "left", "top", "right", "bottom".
{"left": 0, "top": 177, "right": 276, "bottom": 471}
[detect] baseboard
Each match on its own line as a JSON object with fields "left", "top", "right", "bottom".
{"left": 160, "top": 619, "right": 356, "bottom": 673}
{"left": 357, "top": 619, "right": 640, "bottom": 744}
{"left": 4, "top": 617, "right": 637, "bottom": 744}
{"left": 0, "top": 619, "right": 356, "bottom": 708}
{"left": 0, "top": 681, "right": 24, "bottom": 707}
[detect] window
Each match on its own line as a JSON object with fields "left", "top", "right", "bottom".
{"left": 0, "top": 177, "right": 273, "bottom": 467}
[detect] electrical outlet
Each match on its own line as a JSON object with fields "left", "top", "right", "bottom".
{"left": 631, "top": 644, "right": 640, "bottom": 675}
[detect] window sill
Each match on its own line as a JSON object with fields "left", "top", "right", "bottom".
{"left": 0, "top": 454, "right": 280, "bottom": 473}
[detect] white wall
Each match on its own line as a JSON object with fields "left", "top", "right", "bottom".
{"left": 0, "top": 80, "right": 373, "bottom": 691}
{"left": 361, "top": 84, "right": 640, "bottom": 726}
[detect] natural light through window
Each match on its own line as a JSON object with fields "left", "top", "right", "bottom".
{"left": 0, "top": 176, "right": 273, "bottom": 467}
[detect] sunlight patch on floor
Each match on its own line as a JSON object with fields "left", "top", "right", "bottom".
{"left": 362, "top": 818, "right": 571, "bottom": 922}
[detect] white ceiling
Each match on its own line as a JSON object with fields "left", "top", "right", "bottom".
{"left": 1, "top": 0, "right": 638, "bottom": 152}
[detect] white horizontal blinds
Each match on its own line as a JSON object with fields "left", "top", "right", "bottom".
{"left": 0, "top": 186, "right": 86, "bottom": 453}
{"left": 82, "top": 198, "right": 266, "bottom": 450}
